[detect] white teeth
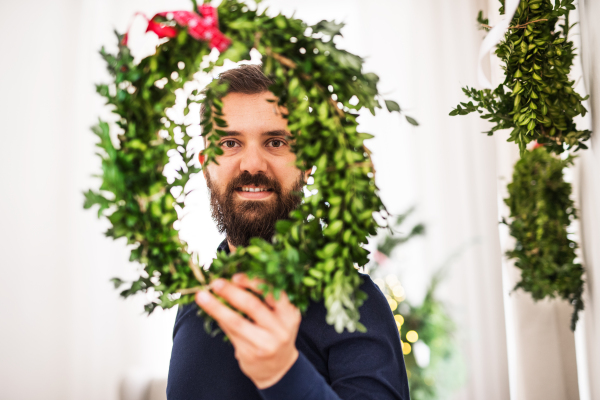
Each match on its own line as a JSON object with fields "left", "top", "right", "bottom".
{"left": 241, "top": 187, "right": 268, "bottom": 192}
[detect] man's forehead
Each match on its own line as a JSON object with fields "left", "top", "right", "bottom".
{"left": 221, "top": 91, "right": 280, "bottom": 111}
{"left": 219, "top": 92, "right": 289, "bottom": 134}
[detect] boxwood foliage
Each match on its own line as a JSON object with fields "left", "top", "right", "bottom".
{"left": 84, "top": 0, "right": 414, "bottom": 333}
{"left": 450, "top": 0, "right": 590, "bottom": 156}
{"left": 450, "top": 0, "right": 588, "bottom": 330}
{"left": 504, "top": 147, "right": 584, "bottom": 330}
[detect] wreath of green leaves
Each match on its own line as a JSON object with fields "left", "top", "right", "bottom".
{"left": 84, "top": 0, "right": 414, "bottom": 333}
{"left": 504, "top": 147, "right": 584, "bottom": 330}
{"left": 450, "top": 0, "right": 590, "bottom": 156}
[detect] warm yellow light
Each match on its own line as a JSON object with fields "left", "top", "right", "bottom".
{"left": 392, "top": 285, "right": 405, "bottom": 298}
{"left": 394, "top": 314, "right": 404, "bottom": 326}
{"left": 385, "top": 274, "right": 398, "bottom": 285}
{"left": 402, "top": 341, "right": 412, "bottom": 355}
{"left": 406, "top": 330, "right": 418, "bottom": 343}
{"left": 388, "top": 298, "right": 398, "bottom": 311}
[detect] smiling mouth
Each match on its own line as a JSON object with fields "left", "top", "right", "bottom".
{"left": 234, "top": 186, "right": 275, "bottom": 199}
{"left": 235, "top": 185, "right": 274, "bottom": 193}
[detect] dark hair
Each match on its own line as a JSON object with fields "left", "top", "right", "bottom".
{"left": 200, "top": 64, "right": 273, "bottom": 118}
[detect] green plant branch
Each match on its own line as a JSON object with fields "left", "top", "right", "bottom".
{"left": 452, "top": 0, "right": 591, "bottom": 156}
{"left": 85, "top": 0, "right": 405, "bottom": 334}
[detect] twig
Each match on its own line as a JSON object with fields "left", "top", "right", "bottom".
{"left": 511, "top": 19, "right": 548, "bottom": 29}
{"left": 480, "top": 19, "right": 548, "bottom": 31}
{"left": 189, "top": 258, "right": 206, "bottom": 284}
{"left": 324, "top": 89, "right": 345, "bottom": 118}
{"left": 266, "top": 47, "right": 297, "bottom": 69}
{"left": 254, "top": 31, "right": 263, "bottom": 50}
{"left": 176, "top": 286, "right": 204, "bottom": 295}
{"left": 540, "top": 125, "right": 563, "bottom": 144}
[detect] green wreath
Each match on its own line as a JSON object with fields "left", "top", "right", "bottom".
{"left": 84, "top": 0, "right": 414, "bottom": 333}
{"left": 504, "top": 146, "right": 584, "bottom": 330}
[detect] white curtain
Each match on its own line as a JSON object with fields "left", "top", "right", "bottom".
{"left": 4, "top": 0, "right": 598, "bottom": 399}
{"left": 575, "top": 0, "right": 600, "bottom": 399}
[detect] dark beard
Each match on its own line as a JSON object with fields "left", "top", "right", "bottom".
{"left": 205, "top": 170, "right": 304, "bottom": 247}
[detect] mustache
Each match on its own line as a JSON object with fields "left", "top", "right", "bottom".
{"left": 205, "top": 168, "right": 305, "bottom": 247}
{"left": 226, "top": 171, "right": 282, "bottom": 195}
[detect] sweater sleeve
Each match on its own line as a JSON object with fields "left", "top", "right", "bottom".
{"left": 259, "top": 274, "right": 410, "bottom": 400}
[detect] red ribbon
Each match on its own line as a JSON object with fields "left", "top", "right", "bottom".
{"left": 122, "top": 5, "right": 230, "bottom": 52}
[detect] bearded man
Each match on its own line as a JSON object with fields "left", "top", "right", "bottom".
{"left": 166, "top": 64, "right": 410, "bottom": 400}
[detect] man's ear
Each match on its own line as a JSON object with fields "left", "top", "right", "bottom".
{"left": 303, "top": 168, "right": 312, "bottom": 184}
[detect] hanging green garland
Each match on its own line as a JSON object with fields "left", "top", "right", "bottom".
{"left": 84, "top": 0, "right": 415, "bottom": 334}
{"left": 504, "top": 146, "right": 584, "bottom": 330}
{"left": 450, "top": 0, "right": 590, "bottom": 156}
{"left": 449, "top": 0, "right": 588, "bottom": 330}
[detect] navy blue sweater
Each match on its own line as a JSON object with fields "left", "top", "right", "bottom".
{"left": 167, "top": 240, "right": 410, "bottom": 399}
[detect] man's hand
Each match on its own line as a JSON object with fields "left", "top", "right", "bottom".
{"left": 195, "top": 273, "right": 301, "bottom": 389}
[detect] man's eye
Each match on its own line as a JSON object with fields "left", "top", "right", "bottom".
{"left": 269, "top": 140, "right": 285, "bottom": 148}
{"left": 222, "top": 140, "right": 238, "bottom": 148}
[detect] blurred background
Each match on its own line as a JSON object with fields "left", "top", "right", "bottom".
{"left": 1, "top": 0, "right": 599, "bottom": 399}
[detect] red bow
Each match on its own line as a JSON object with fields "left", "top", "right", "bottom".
{"left": 532, "top": 140, "right": 544, "bottom": 150}
{"left": 122, "top": 5, "right": 230, "bottom": 52}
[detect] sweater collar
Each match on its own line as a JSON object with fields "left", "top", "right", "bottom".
{"left": 217, "top": 238, "right": 230, "bottom": 255}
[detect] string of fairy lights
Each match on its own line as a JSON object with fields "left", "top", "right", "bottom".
{"left": 373, "top": 275, "right": 419, "bottom": 356}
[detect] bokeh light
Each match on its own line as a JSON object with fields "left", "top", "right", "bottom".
{"left": 406, "top": 330, "right": 419, "bottom": 343}
{"left": 394, "top": 314, "right": 404, "bottom": 329}
{"left": 388, "top": 298, "right": 398, "bottom": 311}
{"left": 402, "top": 341, "right": 412, "bottom": 355}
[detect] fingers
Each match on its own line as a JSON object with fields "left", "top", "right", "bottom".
{"left": 231, "top": 273, "right": 277, "bottom": 309}
{"left": 232, "top": 273, "right": 266, "bottom": 294}
{"left": 209, "top": 278, "right": 283, "bottom": 332}
{"left": 232, "top": 274, "right": 301, "bottom": 331}
{"left": 195, "top": 289, "right": 265, "bottom": 344}
{"left": 231, "top": 273, "right": 291, "bottom": 308}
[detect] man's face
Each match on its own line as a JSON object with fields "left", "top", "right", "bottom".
{"left": 203, "top": 91, "right": 311, "bottom": 247}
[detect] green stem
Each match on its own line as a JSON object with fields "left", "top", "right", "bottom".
{"left": 564, "top": 9, "right": 570, "bottom": 39}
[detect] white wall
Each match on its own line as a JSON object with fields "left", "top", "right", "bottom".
{"left": 576, "top": 0, "right": 600, "bottom": 398}
{"left": 0, "top": 1, "right": 79, "bottom": 399}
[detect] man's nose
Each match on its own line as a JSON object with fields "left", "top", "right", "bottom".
{"left": 239, "top": 143, "right": 268, "bottom": 175}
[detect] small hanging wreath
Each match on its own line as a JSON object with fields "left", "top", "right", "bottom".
{"left": 504, "top": 146, "right": 584, "bottom": 330}
{"left": 84, "top": 0, "right": 414, "bottom": 333}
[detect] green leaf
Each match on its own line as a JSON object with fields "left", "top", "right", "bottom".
{"left": 110, "top": 277, "right": 125, "bottom": 289}
{"left": 312, "top": 20, "right": 345, "bottom": 39}
{"left": 405, "top": 115, "right": 419, "bottom": 126}
{"left": 324, "top": 220, "right": 343, "bottom": 236}
{"left": 384, "top": 99, "right": 401, "bottom": 112}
